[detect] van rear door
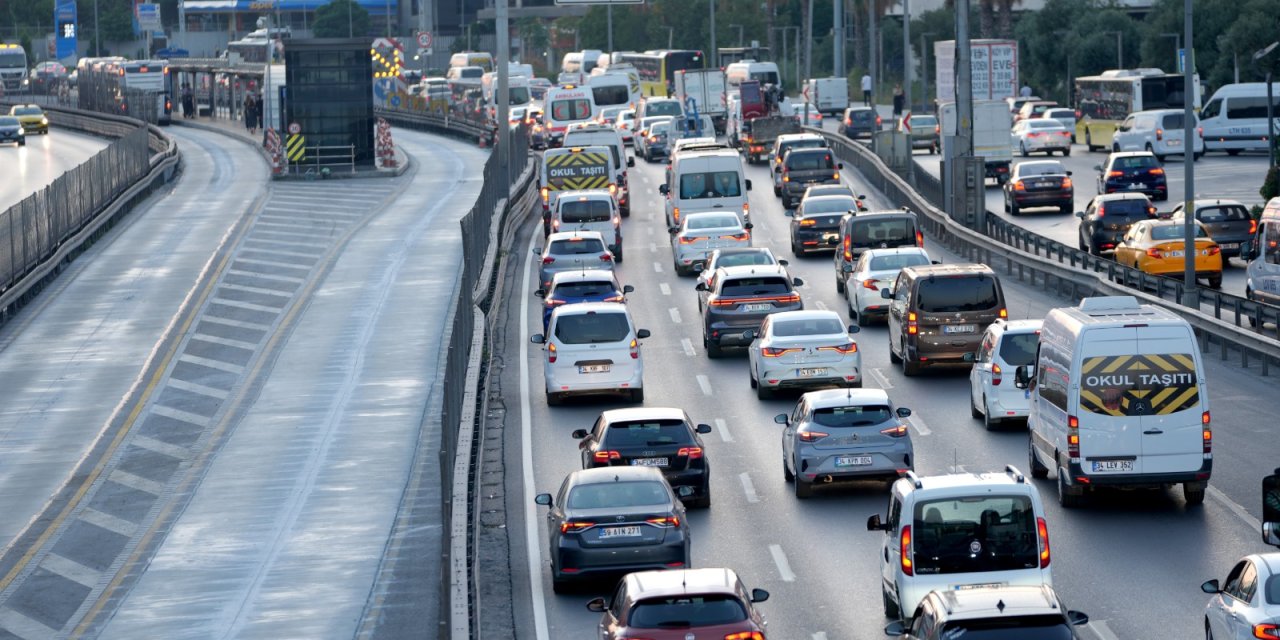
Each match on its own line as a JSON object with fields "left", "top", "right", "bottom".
{"left": 1076, "top": 328, "right": 1143, "bottom": 475}
{"left": 1134, "top": 328, "right": 1204, "bottom": 475}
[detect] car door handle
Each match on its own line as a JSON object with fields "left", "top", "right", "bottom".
{"left": 1143, "top": 429, "right": 1164, "bottom": 435}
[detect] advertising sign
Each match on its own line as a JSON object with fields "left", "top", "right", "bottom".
{"left": 55, "top": 0, "right": 77, "bottom": 61}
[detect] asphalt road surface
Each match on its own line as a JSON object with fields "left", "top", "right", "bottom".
{"left": 0, "top": 128, "right": 111, "bottom": 211}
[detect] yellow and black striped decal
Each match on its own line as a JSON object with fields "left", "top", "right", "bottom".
{"left": 1079, "top": 354, "right": 1198, "bottom": 416}
{"left": 544, "top": 151, "right": 610, "bottom": 191}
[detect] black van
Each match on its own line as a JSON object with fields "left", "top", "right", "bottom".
{"left": 884, "top": 264, "right": 1008, "bottom": 376}
{"left": 833, "top": 209, "right": 924, "bottom": 294}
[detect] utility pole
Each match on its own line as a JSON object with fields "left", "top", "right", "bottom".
{"left": 93, "top": 0, "right": 99, "bottom": 56}
{"left": 1253, "top": 41, "right": 1279, "bottom": 170}
{"left": 607, "top": 6, "right": 613, "bottom": 52}
{"left": 497, "top": 0, "right": 510, "bottom": 189}
{"left": 902, "top": 0, "right": 911, "bottom": 112}
{"left": 832, "top": 0, "right": 843, "bottom": 78}
{"left": 710, "top": 0, "right": 717, "bottom": 72}
{"left": 804, "top": 0, "right": 813, "bottom": 82}
{"left": 957, "top": 0, "right": 972, "bottom": 155}
{"left": 1180, "top": 0, "right": 1197, "bottom": 308}
{"left": 920, "top": 31, "right": 934, "bottom": 111}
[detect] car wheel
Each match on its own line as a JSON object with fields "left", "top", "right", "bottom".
{"left": 901, "top": 344, "right": 920, "bottom": 377}
{"left": 552, "top": 574, "right": 571, "bottom": 595}
{"left": 970, "top": 390, "right": 983, "bottom": 419}
{"left": 1184, "top": 483, "right": 1206, "bottom": 507}
{"left": 1057, "top": 469, "right": 1085, "bottom": 508}
{"left": 629, "top": 388, "right": 644, "bottom": 403}
{"left": 756, "top": 383, "right": 773, "bottom": 400}
{"left": 982, "top": 397, "right": 999, "bottom": 431}
{"left": 1009, "top": 200, "right": 1019, "bottom": 217}
{"left": 546, "top": 392, "right": 562, "bottom": 406}
{"left": 856, "top": 308, "right": 870, "bottom": 327}
{"left": 707, "top": 340, "right": 724, "bottom": 359}
{"left": 882, "top": 587, "right": 901, "bottom": 619}
{"left": 791, "top": 238, "right": 803, "bottom": 256}
{"left": 1063, "top": 147, "right": 1071, "bottom": 157}
{"left": 1060, "top": 203, "right": 1072, "bottom": 215}
{"left": 794, "top": 476, "right": 813, "bottom": 499}
{"left": 749, "top": 365, "right": 758, "bottom": 389}
{"left": 783, "top": 457, "right": 795, "bottom": 482}
{"left": 18, "top": 138, "right": 25, "bottom": 146}
{"left": 1247, "top": 288, "right": 1260, "bottom": 327}
{"left": 835, "top": 275, "right": 846, "bottom": 295}
{"left": 1020, "top": 142, "right": 1029, "bottom": 157}
{"left": 1078, "top": 233, "right": 1088, "bottom": 252}
{"left": 1209, "top": 273, "right": 1223, "bottom": 289}
{"left": 1024, "top": 439, "right": 1048, "bottom": 479}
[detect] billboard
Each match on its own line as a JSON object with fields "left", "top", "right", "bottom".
{"left": 55, "top": 0, "right": 77, "bottom": 61}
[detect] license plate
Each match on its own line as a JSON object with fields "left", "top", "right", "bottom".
{"left": 632, "top": 457, "right": 669, "bottom": 467}
{"left": 1091, "top": 460, "right": 1134, "bottom": 473}
{"left": 599, "top": 526, "right": 643, "bottom": 538}
{"left": 798, "top": 367, "right": 828, "bottom": 377}
{"left": 1167, "top": 250, "right": 1185, "bottom": 258}
{"left": 1036, "top": 181, "right": 1053, "bottom": 188}
{"left": 1168, "top": 139, "right": 1181, "bottom": 146}
{"left": 1221, "top": 242, "right": 1239, "bottom": 249}
{"left": 955, "top": 582, "right": 1006, "bottom": 591}
{"left": 836, "top": 455, "right": 873, "bottom": 467}
{"left": 741, "top": 303, "right": 771, "bottom": 312}
{"left": 942, "top": 324, "right": 977, "bottom": 334}
{"left": 823, "top": 232, "right": 838, "bottom": 242}
{"left": 1128, "top": 183, "right": 1144, "bottom": 190}
{"left": 579, "top": 364, "right": 611, "bottom": 374}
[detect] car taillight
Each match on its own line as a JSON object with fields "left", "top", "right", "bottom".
{"left": 724, "top": 633, "right": 765, "bottom": 640}
{"left": 862, "top": 279, "right": 880, "bottom": 291}
{"left": 900, "top": 525, "right": 913, "bottom": 576}
{"left": 1096, "top": 205, "right": 1105, "bottom": 218}
{"left": 775, "top": 292, "right": 801, "bottom": 304}
{"left": 907, "top": 311, "right": 918, "bottom": 335}
{"left": 797, "top": 430, "right": 829, "bottom": 442}
{"left": 630, "top": 338, "right": 639, "bottom": 359}
{"left": 844, "top": 118, "right": 852, "bottom": 126}
{"left": 991, "top": 363, "right": 1003, "bottom": 386}
{"left": 1254, "top": 623, "right": 1280, "bottom": 640}
{"left": 1012, "top": 180, "right": 1026, "bottom": 191}
{"left": 646, "top": 516, "right": 681, "bottom": 527}
{"left": 541, "top": 186, "right": 549, "bottom": 202}
{"left": 875, "top": 115, "right": 882, "bottom": 126}
{"left": 833, "top": 172, "right": 840, "bottom": 180}
{"left": 673, "top": 207, "right": 680, "bottom": 222}
{"left": 1108, "top": 170, "right": 1124, "bottom": 178}
{"left": 603, "top": 294, "right": 624, "bottom": 303}
{"left": 1149, "top": 167, "right": 1165, "bottom": 175}
{"left": 880, "top": 424, "right": 908, "bottom": 437}
{"left": 819, "top": 342, "right": 858, "bottom": 354}
{"left": 1067, "top": 416, "right": 1079, "bottom": 460}
{"left": 552, "top": 219, "right": 561, "bottom": 230}
{"left": 546, "top": 298, "right": 568, "bottom": 307}
{"left": 677, "top": 446, "right": 703, "bottom": 459}
{"left": 1037, "top": 517, "right": 1051, "bottom": 568}
{"left": 560, "top": 520, "right": 595, "bottom": 534}
{"left": 600, "top": 253, "right": 614, "bottom": 262}
{"left": 998, "top": 308, "right": 1007, "bottom": 319}
{"left": 542, "top": 256, "right": 555, "bottom": 265}
{"left": 915, "top": 230, "right": 924, "bottom": 247}
{"left": 1156, "top": 128, "right": 1164, "bottom": 141}
{"left": 1059, "top": 131, "right": 1071, "bottom": 137}
{"left": 592, "top": 450, "right": 621, "bottom": 463}
{"left": 1147, "top": 247, "right": 1164, "bottom": 259}
{"left": 547, "top": 343, "right": 557, "bottom": 362}
{"left": 679, "top": 236, "right": 699, "bottom": 244}
{"left": 1062, "top": 177, "right": 1073, "bottom": 189}
{"left": 1198, "top": 126, "right": 1204, "bottom": 139}
{"left": 1251, "top": 219, "right": 1259, "bottom": 234}
{"left": 762, "top": 346, "right": 800, "bottom": 357}
{"left": 843, "top": 236, "right": 853, "bottom": 260}
{"left": 799, "top": 218, "right": 817, "bottom": 227}
{"left": 1027, "top": 132, "right": 1041, "bottom": 138}
{"left": 1207, "top": 245, "right": 1221, "bottom": 256}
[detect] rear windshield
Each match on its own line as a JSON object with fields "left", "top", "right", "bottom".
{"left": 772, "top": 317, "right": 845, "bottom": 337}
{"left": 1195, "top": 204, "right": 1251, "bottom": 223}
{"left": 629, "top": 595, "right": 747, "bottom": 628}
{"left": 915, "top": 276, "right": 1001, "bottom": 313}
{"left": 939, "top": 617, "right": 1075, "bottom": 640}
{"left": 592, "top": 85, "right": 629, "bottom": 107}
{"left": 780, "top": 139, "right": 825, "bottom": 155}
{"left": 806, "top": 186, "right": 854, "bottom": 199}
{"left": 553, "top": 311, "right": 631, "bottom": 344}
{"left": 686, "top": 214, "right": 741, "bottom": 230}
{"left": 998, "top": 332, "right": 1039, "bottom": 366}
{"left": 603, "top": 419, "right": 693, "bottom": 447}
{"left": 1150, "top": 224, "right": 1207, "bottom": 240}
{"left": 566, "top": 480, "right": 669, "bottom": 509}
{"left": 645, "top": 101, "right": 683, "bottom": 117}
{"left": 680, "top": 171, "right": 742, "bottom": 199}
{"left": 909, "top": 115, "right": 938, "bottom": 127}
{"left": 715, "top": 252, "right": 775, "bottom": 269}
{"left": 549, "top": 238, "right": 606, "bottom": 254}
{"left": 802, "top": 198, "right": 857, "bottom": 214}
{"left": 1160, "top": 113, "right": 1189, "bottom": 129}
{"left": 786, "top": 151, "right": 835, "bottom": 171}
{"left": 851, "top": 218, "right": 915, "bottom": 244}
{"left": 559, "top": 200, "right": 613, "bottom": 223}
{"left": 1045, "top": 109, "right": 1074, "bottom": 118}
{"left": 1098, "top": 199, "right": 1153, "bottom": 220}
{"left": 1113, "top": 155, "right": 1158, "bottom": 170}
{"left": 912, "top": 495, "right": 1039, "bottom": 574}
{"left": 849, "top": 109, "right": 876, "bottom": 121}
{"left": 868, "top": 253, "right": 930, "bottom": 271}
{"left": 550, "top": 99, "right": 592, "bottom": 122}
{"left": 1078, "top": 353, "right": 1198, "bottom": 416}
{"left": 812, "top": 405, "right": 892, "bottom": 427}
{"left": 740, "top": 83, "right": 762, "bottom": 102}
{"left": 721, "top": 277, "right": 790, "bottom": 297}
{"left": 551, "top": 280, "right": 616, "bottom": 298}
{"left": 1017, "top": 162, "right": 1065, "bottom": 177}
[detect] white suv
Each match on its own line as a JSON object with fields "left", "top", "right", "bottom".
{"left": 968, "top": 319, "right": 1043, "bottom": 430}
{"left": 531, "top": 302, "right": 650, "bottom": 405}
{"left": 866, "top": 467, "right": 1053, "bottom": 620}
{"left": 1112, "top": 108, "right": 1205, "bottom": 161}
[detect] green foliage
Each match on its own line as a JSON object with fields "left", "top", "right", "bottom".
{"left": 1262, "top": 166, "right": 1280, "bottom": 203}
{"left": 312, "top": 0, "right": 372, "bottom": 38}
{"left": 1014, "top": 0, "right": 1139, "bottom": 105}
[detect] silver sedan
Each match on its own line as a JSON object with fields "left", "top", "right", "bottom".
{"left": 745, "top": 310, "right": 861, "bottom": 400}
{"left": 775, "top": 388, "right": 914, "bottom": 499}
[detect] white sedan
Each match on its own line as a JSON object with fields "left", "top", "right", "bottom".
{"left": 695, "top": 247, "right": 788, "bottom": 297}
{"left": 844, "top": 247, "right": 933, "bottom": 325}
{"left": 1013, "top": 118, "right": 1073, "bottom": 156}
{"left": 745, "top": 310, "right": 862, "bottom": 400}
{"left": 669, "top": 212, "right": 753, "bottom": 277}
{"left": 1201, "top": 552, "right": 1280, "bottom": 640}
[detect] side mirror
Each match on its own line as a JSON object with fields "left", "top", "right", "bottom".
{"left": 745, "top": 179, "right": 753, "bottom": 190}
{"left": 531, "top": 334, "right": 546, "bottom": 344}
{"left": 534, "top": 289, "right": 546, "bottom": 298}
{"left": 858, "top": 194, "right": 867, "bottom": 199}
{"left": 1066, "top": 170, "right": 1073, "bottom": 176}
{"left": 866, "top": 514, "right": 888, "bottom": 531}
{"left": 636, "top": 328, "right": 651, "bottom": 339}
{"left": 535, "top": 493, "right": 552, "bottom": 506}
{"left": 837, "top": 162, "right": 844, "bottom": 170}
{"left": 1067, "top": 611, "right": 1090, "bottom": 626}
{"left": 880, "top": 288, "right": 892, "bottom": 299}
{"left": 1263, "top": 522, "right": 1280, "bottom": 546}
{"left": 627, "top": 156, "right": 635, "bottom": 167}
{"left": 791, "top": 277, "right": 805, "bottom": 287}
{"left": 896, "top": 407, "right": 912, "bottom": 418}
{"left": 750, "top": 588, "right": 770, "bottom": 603}
{"left": 695, "top": 282, "right": 708, "bottom": 292}
{"left": 1093, "top": 164, "right": 1103, "bottom": 172}
{"left": 571, "top": 429, "right": 589, "bottom": 439}
{"left": 532, "top": 247, "right": 543, "bottom": 255}
{"left": 842, "top": 263, "right": 854, "bottom": 273}
{"left": 623, "top": 284, "right": 635, "bottom": 294}
{"left": 696, "top": 423, "right": 712, "bottom": 434}
{"left": 778, "top": 259, "right": 790, "bottom": 266}
{"left": 784, "top": 210, "right": 795, "bottom": 217}
{"left": 676, "top": 485, "right": 696, "bottom": 497}
{"left": 1074, "top": 211, "right": 1085, "bottom": 218}
{"left": 586, "top": 597, "right": 607, "bottom": 613}
{"left": 741, "top": 329, "right": 757, "bottom": 341}
{"left": 744, "top": 222, "right": 754, "bottom": 230}
{"left": 931, "top": 260, "right": 942, "bottom": 265}
{"left": 659, "top": 184, "right": 669, "bottom": 195}
{"left": 884, "top": 621, "right": 907, "bottom": 636}
{"left": 668, "top": 226, "right": 679, "bottom": 235}
{"left": 774, "top": 413, "right": 789, "bottom": 425}
{"left": 1014, "top": 365, "right": 1032, "bottom": 389}
{"left": 1200, "top": 579, "right": 1222, "bottom": 594}
{"left": 848, "top": 325, "right": 861, "bottom": 334}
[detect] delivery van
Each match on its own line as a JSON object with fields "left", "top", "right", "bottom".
{"left": 1018, "top": 296, "right": 1212, "bottom": 508}
{"left": 1242, "top": 197, "right": 1280, "bottom": 311}
{"left": 660, "top": 148, "right": 753, "bottom": 228}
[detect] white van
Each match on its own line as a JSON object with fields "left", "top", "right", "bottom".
{"left": 1242, "top": 197, "right": 1280, "bottom": 309}
{"left": 563, "top": 124, "right": 634, "bottom": 215}
{"left": 1111, "top": 108, "right": 1204, "bottom": 160}
{"left": 544, "top": 85, "right": 598, "bottom": 147}
{"left": 587, "top": 71, "right": 641, "bottom": 112}
{"left": 803, "top": 77, "right": 850, "bottom": 115}
{"left": 660, "top": 149, "right": 753, "bottom": 228}
{"left": 1198, "top": 83, "right": 1280, "bottom": 155}
{"left": 1018, "top": 296, "right": 1212, "bottom": 508}
{"left": 725, "top": 60, "right": 781, "bottom": 88}
{"left": 549, "top": 190, "right": 623, "bottom": 259}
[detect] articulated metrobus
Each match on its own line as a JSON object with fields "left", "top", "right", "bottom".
{"left": 618, "top": 50, "right": 705, "bottom": 97}
{"left": 1074, "top": 69, "right": 1201, "bottom": 152}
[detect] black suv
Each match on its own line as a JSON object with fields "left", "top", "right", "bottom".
{"left": 841, "top": 106, "right": 881, "bottom": 139}
{"left": 1096, "top": 151, "right": 1168, "bottom": 201}
{"left": 572, "top": 407, "right": 713, "bottom": 508}
{"left": 696, "top": 264, "right": 804, "bottom": 357}
{"left": 1075, "top": 193, "right": 1158, "bottom": 255}
{"left": 779, "top": 148, "right": 843, "bottom": 209}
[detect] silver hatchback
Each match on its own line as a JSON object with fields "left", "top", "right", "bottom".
{"left": 776, "top": 388, "right": 914, "bottom": 499}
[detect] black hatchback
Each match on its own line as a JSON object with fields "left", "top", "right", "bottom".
{"left": 1075, "top": 193, "right": 1158, "bottom": 255}
{"left": 787, "top": 195, "right": 851, "bottom": 255}
{"left": 1096, "top": 151, "right": 1167, "bottom": 201}
{"left": 573, "top": 407, "right": 713, "bottom": 508}
{"left": 841, "top": 106, "right": 881, "bottom": 139}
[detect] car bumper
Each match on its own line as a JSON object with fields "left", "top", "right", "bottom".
{"left": 906, "top": 338, "right": 981, "bottom": 365}
{"left": 706, "top": 319, "right": 769, "bottom": 346}
{"left": 0, "top": 133, "right": 22, "bottom": 143}
{"left": 909, "top": 137, "right": 938, "bottom": 148}
{"left": 1024, "top": 139, "right": 1068, "bottom": 152}
{"left": 1064, "top": 459, "right": 1212, "bottom": 488}
{"left": 794, "top": 448, "right": 912, "bottom": 482}
{"left": 545, "top": 364, "right": 642, "bottom": 396}
{"left": 986, "top": 391, "right": 1030, "bottom": 420}
{"left": 555, "top": 538, "right": 688, "bottom": 579}
{"left": 19, "top": 121, "right": 47, "bottom": 134}
{"left": 1104, "top": 182, "right": 1167, "bottom": 198}
{"left": 1012, "top": 191, "right": 1072, "bottom": 207}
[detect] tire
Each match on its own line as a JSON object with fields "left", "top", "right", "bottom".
{"left": 836, "top": 275, "right": 846, "bottom": 295}
{"left": 1020, "top": 142, "right": 1029, "bottom": 157}
{"left": 552, "top": 575, "right": 570, "bottom": 595}
{"left": 1248, "top": 288, "right": 1260, "bottom": 328}
{"left": 883, "top": 587, "right": 901, "bottom": 619}
{"left": 1063, "top": 147, "right": 1072, "bottom": 157}
{"left": 1079, "top": 233, "right": 1088, "bottom": 252}
{"left": 629, "top": 388, "right": 644, "bottom": 403}
{"left": 1057, "top": 469, "right": 1085, "bottom": 508}
{"left": 773, "top": 186, "right": 781, "bottom": 196}
{"left": 749, "top": 366, "right": 758, "bottom": 389}
{"left": 856, "top": 309, "right": 870, "bottom": 327}
{"left": 783, "top": 457, "right": 795, "bottom": 482}
{"left": 1208, "top": 273, "right": 1222, "bottom": 289}
{"left": 1184, "top": 483, "right": 1206, "bottom": 507}
{"left": 1060, "top": 204, "right": 1072, "bottom": 215}
{"left": 707, "top": 339, "right": 724, "bottom": 359}
{"left": 756, "top": 383, "right": 774, "bottom": 400}
{"left": 17, "top": 139, "right": 24, "bottom": 146}
{"left": 982, "top": 398, "right": 999, "bottom": 431}
{"left": 791, "top": 238, "right": 803, "bottom": 257}
{"left": 1206, "top": 621, "right": 1214, "bottom": 640}
{"left": 901, "top": 343, "right": 920, "bottom": 377}
{"left": 888, "top": 339, "right": 902, "bottom": 364}
{"left": 1028, "top": 438, "right": 1049, "bottom": 478}
{"left": 1009, "top": 200, "right": 1019, "bottom": 217}
{"left": 546, "top": 392, "right": 563, "bottom": 406}
{"left": 794, "top": 477, "right": 813, "bottom": 499}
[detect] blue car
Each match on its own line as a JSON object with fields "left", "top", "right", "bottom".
{"left": 1096, "top": 151, "right": 1168, "bottom": 201}
{"left": 536, "top": 270, "right": 633, "bottom": 330}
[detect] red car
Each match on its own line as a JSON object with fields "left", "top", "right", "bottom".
{"left": 587, "top": 568, "right": 770, "bottom": 639}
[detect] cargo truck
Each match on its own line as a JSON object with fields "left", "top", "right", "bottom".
{"left": 675, "top": 68, "right": 728, "bottom": 134}
{"left": 939, "top": 100, "right": 1013, "bottom": 184}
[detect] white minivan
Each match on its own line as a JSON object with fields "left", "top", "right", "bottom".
{"left": 1198, "top": 82, "right": 1280, "bottom": 155}
{"left": 1242, "top": 197, "right": 1280, "bottom": 310}
{"left": 1111, "top": 108, "right": 1204, "bottom": 161}
{"left": 563, "top": 124, "right": 634, "bottom": 215}
{"left": 530, "top": 302, "right": 649, "bottom": 405}
{"left": 1018, "top": 296, "right": 1212, "bottom": 508}
{"left": 659, "top": 149, "right": 753, "bottom": 228}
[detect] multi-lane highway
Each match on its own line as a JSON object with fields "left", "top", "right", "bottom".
{"left": 0, "top": 128, "right": 111, "bottom": 210}
{"left": 502, "top": 132, "right": 1279, "bottom": 640}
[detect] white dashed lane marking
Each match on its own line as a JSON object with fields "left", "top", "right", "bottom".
{"left": 769, "top": 544, "right": 796, "bottom": 582}
{"left": 681, "top": 338, "right": 696, "bottom": 357}
{"left": 696, "top": 374, "right": 713, "bottom": 396}
{"left": 739, "top": 473, "right": 760, "bottom": 503}
{"left": 669, "top": 308, "right": 682, "bottom": 324}
{"left": 660, "top": 283, "right": 671, "bottom": 296}
{"left": 715, "top": 418, "right": 732, "bottom": 442}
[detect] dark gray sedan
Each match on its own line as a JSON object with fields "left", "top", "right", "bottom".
{"left": 535, "top": 466, "right": 691, "bottom": 593}
{"left": 0, "top": 116, "right": 25, "bottom": 146}
{"left": 1169, "top": 199, "right": 1257, "bottom": 260}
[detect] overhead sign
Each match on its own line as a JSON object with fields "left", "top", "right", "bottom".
{"left": 136, "top": 3, "right": 161, "bottom": 32}
{"left": 54, "top": 0, "right": 76, "bottom": 61}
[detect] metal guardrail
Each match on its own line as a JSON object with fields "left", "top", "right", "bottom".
{"left": 0, "top": 104, "right": 180, "bottom": 325}
{"left": 808, "top": 127, "right": 1280, "bottom": 375}
{"left": 375, "top": 105, "right": 491, "bottom": 143}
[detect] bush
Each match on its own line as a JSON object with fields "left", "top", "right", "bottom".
{"left": 1262, "top": 165, "right": 1280, "bottom": 203}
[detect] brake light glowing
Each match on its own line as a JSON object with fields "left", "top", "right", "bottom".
{"left": 724, "top": 632, "right": 766, "bottom": 640}
{"left": 1108, "top": 170, "right": 1124, "bottom": 178}
{"left": 679, "top": 236, "right": 700, "bottom": 244}
{"left": 880, "top": 424, "right": 908, "bottom": 437}
{"left": 1096, "top": 205, "right": 1106, "bottom": 218}
{"left": 1207, "top": 245, "right": 1221, "bottom": 256}
{"left": 1067, "top": 417, "right": 1080, "bottom": 460}
{"left": 722, "top": 233, "right": 750, "bottom": 241}
{"left": 900, "top": 525, "right": 913, "bottom": 576}
{"left": 843, "top": 236, "right": 853, "bottom": 260}
{"left": 600, "top": 253, "right": 614, "bottom": 262}
{"left": 797, "top": 430, "right": 829, "bottom": 442}
{"left": 592, "top": 450, "right": 621, "bottom": 463}
{"left": 1250, "top": 219, "right": 1258, "bottom": 234}
{"left": 833, "top": 172, "right": 840, "bottom": 180}
{"left": 560, "top": 520, "right": 595, "bottom": 534}
{"left": 541, "top": 186, "right": 549, "bottom": 202}
{"left": 998, "top": 308, "right": 1008, "bottom": 319}
{"left": 542, "top": 256, "right": 555, "bottom": 265}
{"left": 1254, "top": 623, "right": 1280, "bottom": 639}
{"left": 819, "top": 342, "right": 858, "bottom": 354}
{"left": 1156, "top": 128, "right": 1164, "bottom": 141}
{"left": 547, "top": 343, "right": 557, "bottom": 362}
{"left": 762, "top": 346, "right": 801, "bottom": 357}
{"left": 1147, "top": 247, "right": 1164, "bottom": 259}
{"left": 991, "top": 363, "right": 1003, "bottom": 386}
{"left": 677, "top": 447, "right": 703, "bottom": 459}
{"left": 646, "top": 516, "right": 680, "bottom": 527}
{"left": 1012, "top": 181, "right": 1026, "bottom": 191}
{"left": 1149, "top": 167, "right": 1165, "bottom": 176}
{"left": 630, "top": 338, "right": 639, "bottom": 359}
{"left": 907, "top": 312, "right": 918, "bottom": 335}
{"left": 1062, "top": 177, "right": 1072, "bottom": 189}
{"left": 1037, "top": 517, "right": 1051, "bottom": 568}
{"left": 862, "top": 279, "right": 880, "bottom": 291}
{"left": 915, "top": 230, "right": 924, "bottom": 247}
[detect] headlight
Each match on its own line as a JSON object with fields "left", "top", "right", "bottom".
{"left": 18, "top": 127, "right": 24, "bottom": 135}
{"left": 41, "top": 117, "right": 48, "bottom": 125}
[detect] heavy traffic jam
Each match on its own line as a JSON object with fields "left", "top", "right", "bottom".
{"left": 492, "top": 46, "right": 1280, "bottom": 640}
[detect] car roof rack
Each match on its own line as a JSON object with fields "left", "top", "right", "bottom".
{"left": 1004, "top": 464, "right": 1025, "bottom": 483}
{"left": 903, "top": 470, "right": 923, "bottom": 489}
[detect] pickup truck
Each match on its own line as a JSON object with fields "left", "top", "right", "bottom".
{"left": 740, "top": 115, "right": 802, "bottom": 164}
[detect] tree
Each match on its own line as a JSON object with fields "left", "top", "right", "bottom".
{"left": 312, "top": 0, "right": 371, "bottom": 38}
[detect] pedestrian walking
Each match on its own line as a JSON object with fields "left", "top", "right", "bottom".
{"left": 182, "top": 83, "right": 195, "bottom": 119}
{"left": 861, "top": 73, "right": 873, "bottom": 106}
{"left": 244, "top": 93, "right": 258, "bottom": 134}
{"left": 892, "top": 84, "right": 905, "bottom": 118}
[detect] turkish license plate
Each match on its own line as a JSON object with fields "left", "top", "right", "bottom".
{"left": 1036, "top": 180, "right": 1054, "bottom": 188}
{"left": 1168, "top": 139, "right": 1182, "bottom": 146}
{"left": 955, "top": 582, "right": 1006, "bottom": 591}
{"left": 823, "top": 232, "right": 839, "bottom": 242}
{"left": 1221, "top": 242, "right": 1239, "bottom": 249}
{"left": 798, "top": 367, "right": 828, "bottom": 377}
{"left": 600, "top": 526, "right": 643, "bottom": 538}
{"left": 1091, "top": 460, "right": 1134, "bottom": 473}
{"left": 579, "top": 364, "right": 611, "bottom": 374}
{"left": 943, "top": 324, "right": 977, "bottom": 334}
{"left": 1128, "top": 183, "right": 1145, "bottom": 190}
{"left": 632, "top": 457, "right": 669, "bottom": 467}
{"left": 836, "top": 455, "right": 873, "bottom": 467}
{"left": 741, "top": 303, "right": 771, "bottom": 312}
{"left": 1167, "top": 250, "right": 1185, "bottom": 258}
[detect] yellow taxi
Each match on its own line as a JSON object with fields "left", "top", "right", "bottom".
{"left": 9, "top": 104, "right": 48, "bottom": 135}
{"left": 1114, "top": 218, "right": 1223, "bottom": 288}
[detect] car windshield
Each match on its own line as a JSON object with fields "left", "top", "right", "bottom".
{"left": 566, "top": 480, "right": 669, "bottom": 509}
{"left": 715, "top": 252, "right": 775, "bottom": 269}
{"left": 686, "top": 215, "right": 740, "bottom": 230}
{"left": 680, "top": 171, "right": 742, "bottom": 199}
{"left": 651, "top": 122, "right": 674, "bottom": 136}
{"left": 1045, "top": 109, "right": 1074, "bottom": 119}
{"left": 721, "top": 277, "right": 790, "bottom": 297}
{"left": 560, "top": 199, "right": 613, "bottom": 223}
{"left": 553, "top": 311, "right": 630, "bottom": 344}
{"left": 1113, "top": 155, "right": 1158, "bottom": 170}
{"left": 551, "top": 280, "right": 617, "bottom": 299}
{"left": 913, "top": 495, "right": 1039, "bottom": 574}
{"left": 549, "top": 237, "right": 606, "bottom": 255}
{"left": 938, "top": 616, "right": 1075, "bottom": 640}
{"left": 910, "top": 116, "right": 938, "bottom": 127}
{"left": 602, "top": 419, "right": 693, "bottom": 447}
{"left": 645, "top": 101, "right": 683, "bottom": 117}
{"left": 772, "top": 317, "right": 845, "bottom": 337}
{"left": 916, "top": 276, "right": 1000, "bottom": 313}
{"left": 999, "top": 332, "right": 1039, "bottom": 366}
{"left": 868, "top": 253, "right": 930, "bottom": 271}
{"left": 787, "top": 151, "right": 835, "bottom": 171}
{"left": 802, "top": 198, "right": 857, "bottom": 214}
{"left": 1017, "top": 162, "right": 1065, "bottom": 177}
{"left": 13, "top": 107, "right": 41, "bottom": 116}
{"left": 1195, "top": 204, "right": 1251, "bottom": 223}
{"left": 812, "top": 405, "right": 892, "bottom": 427}
{"left": 0, "top": 117, "right": 18, "bottom": 126}
{"left": 628, "top": 595, "right": 748, "bottom": 628}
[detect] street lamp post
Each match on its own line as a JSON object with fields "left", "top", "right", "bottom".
{"left": 710, "top": 0, "right": 717, "bottom": 73}
{"left": 1253, "top": 41, "right": 1279, "bottom": 170}
{"left": 1180, "top": 0, "right": 1197, "bottom": 307}
{"left": 664, "top": 26, "right": 674, "bottom": 49}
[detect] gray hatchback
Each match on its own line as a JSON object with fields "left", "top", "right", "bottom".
{"left": 1168, "top": 199, "right": 1256, "bottom": 260}
{"left": 696, "top": 264, "right": 804, "bottom": 358}
{"left": 777, "top": 388, "right": 913, "bottom": 498}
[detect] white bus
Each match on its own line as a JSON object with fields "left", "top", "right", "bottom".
{"left": 1198, "top": 83, "right": 1280, "bottom": 155}
{"left": 450, "top": 51, "right": 494, "bottom": 72}
{"left": 1073, "top": 68, "right": 1200, "bottom": 152}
